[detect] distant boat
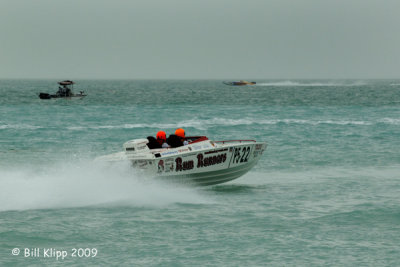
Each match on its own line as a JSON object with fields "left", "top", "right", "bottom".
{"left": 39, "top": 80, "right": 86, "bottom": 99}
{"left": 223, "top": 80, "right": 256, "bottom": 86}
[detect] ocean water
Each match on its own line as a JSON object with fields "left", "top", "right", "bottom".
{"left": 1, "top": 79, "right": 400, "bottom": 266}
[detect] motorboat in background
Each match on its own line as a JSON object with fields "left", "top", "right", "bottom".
{"left": 39, "top": 80, "right": 86, "bottom": 99}
{"left": 96, "top": 136, "right": 267, "bottom": 186}
{"left": 223, "top": 80, "right": 256, "bottom": 86}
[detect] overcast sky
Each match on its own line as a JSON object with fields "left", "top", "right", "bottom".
{"left": 0, "top": 0, "right": 399, "bottom": 79}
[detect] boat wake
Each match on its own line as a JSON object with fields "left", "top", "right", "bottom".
{"left": 255, "top": 81, "right": 367, "bottom": 87}
{"left": 0, "top": 160, "right": 212, "bottom": 212}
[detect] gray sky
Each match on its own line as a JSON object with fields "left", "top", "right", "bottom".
{"left": 1, "top": 0, "right": 399, "bottom": 79}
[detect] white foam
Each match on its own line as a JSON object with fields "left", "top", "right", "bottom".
{"left": 12, "top": 116, "right": 395, "bottom": 134}
{"left": 378, "top": 118, "right": 400, "bottom": 125}
{"left": 66, "top": 118, "right": 377, "bottom": 131}
{"left": 68, "top": 123, "right": 179, "bottom": 131}
{"left": 0, "top": 160, "right": 212, "bottom": 212}
{"left": 66, "top": 119, "right": 251, "bottom": 131}
{"left": 0, "top": 124, "right": 42, "bottom": 130}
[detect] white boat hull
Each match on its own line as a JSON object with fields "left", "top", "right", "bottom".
{"left": 96, "top": 139, "right": 267, "bottom": 186}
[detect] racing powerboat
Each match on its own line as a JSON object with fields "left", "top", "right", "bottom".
{"left": 39, "top": 80, "right": 86, "bottom": 99}
{"left": 96, "top": 136, "right": 267, "bottom": 186}
{"left": 223, "top": 80, "right": 256, "bottom": 86}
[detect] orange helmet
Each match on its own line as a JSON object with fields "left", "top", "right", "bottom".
{"left": 175, "top": 128, "right": 185, "bottom": 138}
{"left": 156, "top": 131, "right": 166, "bottom": 141}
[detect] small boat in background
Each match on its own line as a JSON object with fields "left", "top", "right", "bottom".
{"left": 39, "top": 80, "right": 86, "bottom": 99}
{"left": 223, "top": 80, "right": 256, "bottom": 86}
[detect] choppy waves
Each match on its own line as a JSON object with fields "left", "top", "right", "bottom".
{"left": 3, "top": 117, "right": 398, "bottom": 131}
{"left": 65, "top": 117, "right": 400, "bottom": 129}
{"left": 0, "top": 124, "right": 43, "bottom": 130}
{"left": 378, "top": 118, "right": 400, "bottom": 125}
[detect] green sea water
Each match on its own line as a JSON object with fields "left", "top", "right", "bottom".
{"left": 1, "top": 79, "right": 400, "bottom": 266}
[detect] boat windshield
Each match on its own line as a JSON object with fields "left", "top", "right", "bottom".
{"left": 185, "top": 136, "right": 208, "bottom": 144}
